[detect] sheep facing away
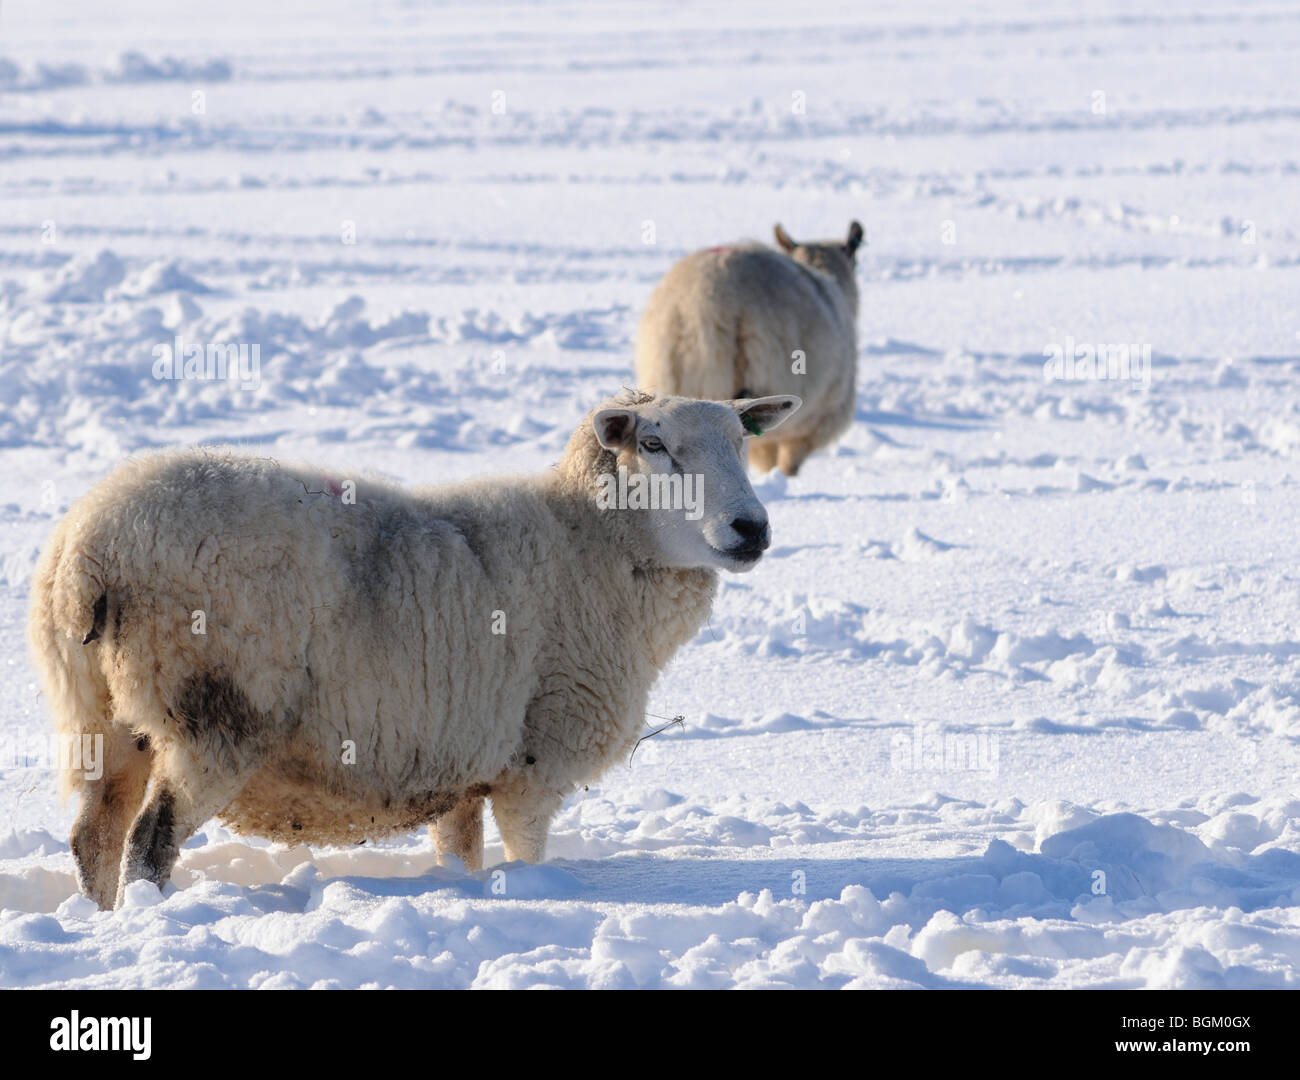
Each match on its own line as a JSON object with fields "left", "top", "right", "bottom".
{"left": 29, "top": 391, "right": 801, "bottom": 908}
{"left": 635, "top": 221, "right": 863, "bottom": 476}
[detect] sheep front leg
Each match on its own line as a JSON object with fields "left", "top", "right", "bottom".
{"left": 70, "top": 728, "right": 152, "bottom": 909}
{"left": 490, "top": 787, "right": 564, "bottom": 864}
{"left": 115, "top": 768, "right": 247, "bottom": 907}
{"left": 432, "top": 793, "right": 484, "bottom": 871}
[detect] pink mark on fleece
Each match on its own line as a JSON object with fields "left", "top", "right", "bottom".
{"left": 706, "top": 245, "right": 730, "bottom": 254}
{"left": 322, "top": 474, "right": 344, "bottom": 496}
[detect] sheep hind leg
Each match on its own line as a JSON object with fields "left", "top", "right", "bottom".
{"left": 69, "top": 728, "right": 153, "bottom": 909}
{"left": 777, "top": 436, "right": 817, "bottom": 477}
{"left": 748, "top": 439, "right": 779, "bottom": 474}
{"left": 432, "top": 793, "right": 484, "bottom": 871}
{"left": 490, "top": 787, "right": 564, "bottom": 864}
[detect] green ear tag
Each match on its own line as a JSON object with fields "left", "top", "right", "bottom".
{"left": 741, "top": 412, "right": 764, "bottom": 436}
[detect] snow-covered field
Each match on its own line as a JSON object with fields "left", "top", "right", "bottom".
{"left": 2, "top": 0, "right": 1299, "bottom": 989}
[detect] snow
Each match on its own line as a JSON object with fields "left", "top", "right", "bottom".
{"left": 2, "top": 0, "right": 1300, "bottom": 988}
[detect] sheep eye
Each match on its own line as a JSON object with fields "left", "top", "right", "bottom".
{"left": 640, "top": 437, "right": 665, "bottom": 454}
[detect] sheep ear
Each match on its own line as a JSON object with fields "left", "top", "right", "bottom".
{"left": 592, "top": 408, "right": 637, "bottom": 451}
{"left": 773, "top": 224, "right": 797, "bottom": 253}
{"left": 845, "top": 220, "right": 865, "bottom": 255}
{"left": 731, "top": 395, "right": 801, "bottom": 438}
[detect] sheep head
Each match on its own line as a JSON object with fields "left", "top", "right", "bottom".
{"left": 773, "top": 220, "right": 863, "bottom": 313}
{"left": 580, "top": 391, "right": 801, "bottom": 573}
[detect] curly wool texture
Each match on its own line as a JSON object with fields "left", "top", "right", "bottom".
{"left": 634, "top": 238, "right": 859, "bottom": 473}
{"left": 29, "top": 396, "right": 718, "bottom": 881}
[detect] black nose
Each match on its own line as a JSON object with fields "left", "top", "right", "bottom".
{"left": 731, "top": 516, "right": 770, "bottom": 548}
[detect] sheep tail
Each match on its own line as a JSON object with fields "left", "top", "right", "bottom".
{"left": 733, "top": 321, "right": 749, "bottom": 398}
